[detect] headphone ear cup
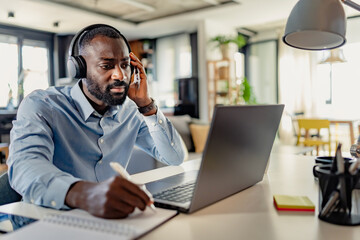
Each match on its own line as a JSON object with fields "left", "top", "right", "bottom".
{"left": 67, "top": 55, "right": 87, "bottom": 79}
{"left": 130, "top": 65, "right": 134, "bottom": 76}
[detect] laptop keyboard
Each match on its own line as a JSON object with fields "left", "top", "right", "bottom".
{"left": 153, "top": 182, "right": 195, "bottom": 203}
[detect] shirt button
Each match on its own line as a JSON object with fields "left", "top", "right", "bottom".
{"left": 152, "top": 122, "right": 156, "bottom": 126}
{"left": 98, "top": 160, "right": 103, "bottom": 164}
{"left": 100, "top": 138, "right": 104, "bottom": 144}
{"left": 51, "top": 201, "right": 56, "bottom": 207}
{"left": 159, "top": 119, "right": 163, "bottom": 124}
{"left": 171, "top": 142, "right": 174, "bottom": 146}
{"left": 31, "top": 199, "right": 34, "bottom": 204}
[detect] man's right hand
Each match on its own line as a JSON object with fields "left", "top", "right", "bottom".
{"left": 65, "top": 176, "right": 151, "bottom": 219}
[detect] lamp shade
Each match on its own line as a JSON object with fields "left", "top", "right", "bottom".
{"left": 283, "top": 0, "right": 346, "bottom": 50}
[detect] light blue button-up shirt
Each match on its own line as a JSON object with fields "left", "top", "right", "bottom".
{"left": 7, "top": 81, "right": 186, "bottom": 209}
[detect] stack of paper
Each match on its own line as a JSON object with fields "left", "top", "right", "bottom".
{"left": 273, "top": 195, "right": 315, "bottom": 212}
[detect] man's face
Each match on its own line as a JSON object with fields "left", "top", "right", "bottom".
{"left": 82, "top": 35, "right": 132, "bottom": 106}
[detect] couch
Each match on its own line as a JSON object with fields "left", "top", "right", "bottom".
{"left": 126, "top": 114, "right": 209, "bottom": 174}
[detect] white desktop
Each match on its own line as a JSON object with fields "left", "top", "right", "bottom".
{"left": 1, "top": 153, "right": 360, "bottom": 239}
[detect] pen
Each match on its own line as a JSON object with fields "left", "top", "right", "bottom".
{"left": 323, "top": 144, "right": 341, "bottom": 204}
{"left": 336, "top": 143, "right": 345, "bottom": 174}
{"left": 335, "top": 143, "right": 348, "bottom": 214}
{"left": 320, "top": 190, "right": 339, "bottom": 217}
{"left": 109, "top": 162, "right": 156, "bottom": 212}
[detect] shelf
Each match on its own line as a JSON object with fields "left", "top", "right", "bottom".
{"left": 207, "top": 59, "right": 236, "bottom": 120}
{"left": 129, "top": 39, "right": 156, "bottom": 82}
{"left": 216, "top": 92, "right": 229, "bottom": 96}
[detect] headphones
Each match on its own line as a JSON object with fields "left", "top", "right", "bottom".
{"left": 67, "top": 23, "right": 133, "bottom": 79}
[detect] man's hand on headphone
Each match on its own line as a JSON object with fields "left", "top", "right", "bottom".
{"left": 127, "top": 52, "right": 156, "bottom": 115}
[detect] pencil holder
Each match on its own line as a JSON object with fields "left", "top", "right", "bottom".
{"left": 314, "top": 164, "right": 360, "bottom": 225}
{"left": 315, "top": 156, "right": 353, "bottom": 165}
{"left": 314, "top": 157, "right": 353, "bottom": 180}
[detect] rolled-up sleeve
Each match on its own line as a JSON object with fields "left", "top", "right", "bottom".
{"left": 7, "top": 92, "right": 80, "bottom": 209}
{"left": 136, "top": 110, "right": 187, "bottom": 166}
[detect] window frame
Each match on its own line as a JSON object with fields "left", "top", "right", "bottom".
{"left": 244, "top": 39, "right": 279, "bottom": 104}
{"left": 0, "top": 24, "right": 54, "bottom": 107}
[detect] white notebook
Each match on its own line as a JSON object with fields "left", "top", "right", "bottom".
{"left": 3, "top": 208, "right": 177, "bottom": 240}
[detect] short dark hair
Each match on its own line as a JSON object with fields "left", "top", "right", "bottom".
{"left": 78, "top": 26, "right": 131, "bottom": 54}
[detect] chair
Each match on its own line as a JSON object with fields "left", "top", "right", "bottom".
{"left": 296, "top": 118, "right": 331, "bottom": 155}
{"left": 0, "top": 143, "right": 9, "bottom": 172}
{"left": 189, "top": 123, "right": 210, "bottom": 153}
{"left": 0, "top": 172, "right": 22, "bottom": 205}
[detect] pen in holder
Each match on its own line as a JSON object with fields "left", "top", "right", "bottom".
{"left": 313, "top": 143, "right": 360, "bottom": 225}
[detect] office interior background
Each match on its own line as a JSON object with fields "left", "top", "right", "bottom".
{"left": 1, "top": 0, "right": 360, "bottom": 153}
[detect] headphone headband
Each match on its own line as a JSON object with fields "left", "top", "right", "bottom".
{"left": 67, "top": 24, "right": 132, "bottom": 79}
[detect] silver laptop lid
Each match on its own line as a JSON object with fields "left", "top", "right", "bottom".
{"left": 189, "top": 104, "right": 284, "bottom": 213}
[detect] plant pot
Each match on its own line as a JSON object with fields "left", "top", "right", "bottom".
{"left": 220, "top": 44, "right": 230, "bottom": 60}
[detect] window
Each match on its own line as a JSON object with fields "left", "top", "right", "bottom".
{"left": 0, "top": 34, "right": 18, "bottom": 108}
{"left": 152, "top": 34, "right": 192, "bottom": 110}
{"left": 315, "top": 43, "right": 360, "bottom": 119}
{"left": 246, "top": 40, "right": 278, "bottom": 104}
{"left": 0, "top": 25, "right": 53, "bottom": 109}
{"left": 22, "top": 40, "right": 50, "bottom": 98}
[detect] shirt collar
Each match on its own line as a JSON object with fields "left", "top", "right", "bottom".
{"left": 71, "top": 80, "right": 97, "bottom": 121}
{"left": 70, "top": 80, "right": 121, "bottom": 121}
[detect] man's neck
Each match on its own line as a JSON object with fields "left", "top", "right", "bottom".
{"left": 79, "top": 80, "right": 109, "bottom": 115}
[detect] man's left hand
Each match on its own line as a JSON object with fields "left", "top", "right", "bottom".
{"left": 127, "top": 52, "right": 152, "bottom": 108}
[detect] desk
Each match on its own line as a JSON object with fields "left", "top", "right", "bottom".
{"left": 271, "top": 144, "right": 314, "bottom": 155}
{"left": 1, "top": 154, "right": 360, "bottom": 239}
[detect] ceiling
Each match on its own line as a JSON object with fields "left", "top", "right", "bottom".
{"left": 45, "top": 0, "right": 239, "bottom": 24}
{"left": 0, "top": 0, "right": 359, "bottom": 40}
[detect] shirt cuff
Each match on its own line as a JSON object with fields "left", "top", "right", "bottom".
{"left": 143, "top": 109, "right": 168, "bottom": 133}
{"left": 42, "top": 175, "right": 81, "bottom": 210}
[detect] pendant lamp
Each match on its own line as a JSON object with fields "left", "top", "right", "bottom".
{"left": 283, "top": 0, "right": 347, "bottom": 50}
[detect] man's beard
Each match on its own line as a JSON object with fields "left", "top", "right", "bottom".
{"left": 85, "top": 77, "right": 129, "bottom": 106}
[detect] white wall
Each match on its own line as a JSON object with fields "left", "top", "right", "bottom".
{"left": 249, "top": 28, "right": 282, "bottom": 43}
{"left": 197, "top": 21, "right": 208, "bottom": 122}
{"left": 306, "top": 17, "right": 360, "bottom": 120}
{"left": 346, "top": 17, "right": 360, "bottom": 44}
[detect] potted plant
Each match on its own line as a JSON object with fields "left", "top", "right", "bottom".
{"left": 232, "top": 77, "right": 257, "bottom": 105}
{"left": 239, "top": 77, "right": 257, "bottom": 104}
{"left": 210, "top": 34, "right": 247, "bottom": 59}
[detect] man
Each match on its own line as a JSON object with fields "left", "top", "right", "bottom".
{"left": 7, "top": 24, "right": 186, "bottom": 219}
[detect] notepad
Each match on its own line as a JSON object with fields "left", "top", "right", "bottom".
{"left": 2, "top": 208, "right": 177, "bottom": 240}
{"left": 273, "top": 195, "right": 315, "bottom": 212}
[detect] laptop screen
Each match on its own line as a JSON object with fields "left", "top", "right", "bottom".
{"left": 146, "top": 104, "right": 284, "bottom": 213}
{"left": 189, "top": 104, "right": 284, "bottom": 212}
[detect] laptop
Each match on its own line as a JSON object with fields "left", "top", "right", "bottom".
{"left": 145, "top": 104, "right": 284, "bottom": 213}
